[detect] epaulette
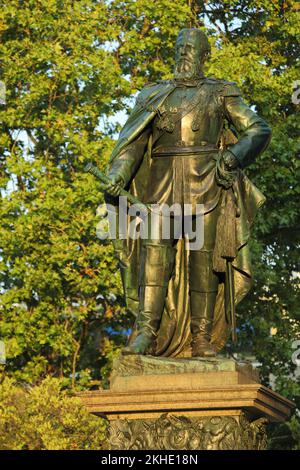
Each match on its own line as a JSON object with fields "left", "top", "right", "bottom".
{"left": 204, "top": 77, "right": 220, "bottom": 84}
{"left": 220, "top": 80, "right": 241, "bottom": 97}
{"left": 135, "top": 79, "right": 173, "bottom": 108}
{"left": 143, "top": 81, "right": 157, "bottom": 88}
{"left": 143, "top": 79, "right": 173, "bottom": 87}
{"left": 157, "top": 79, "right": 174, "bottom": 85}
{"left": 134, "top": 82, "right": 159, "bottom": 108}
{"left": 204, "top": 77, "right": 241, "bottom": 97}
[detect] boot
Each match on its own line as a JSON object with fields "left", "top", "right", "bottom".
{"left": 123, "top": 243, "right": 175, "bottom": 355}
{"left": 190, "top": 291, "right": 217, "bottom": 357}
{"left": 122, "top": 285, "right": 167, "bottom": 355}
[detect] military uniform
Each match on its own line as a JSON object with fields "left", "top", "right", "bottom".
{"left": 109, "top": 78, "right": 270, "bottom": 210}
{"left": 107, "top": 77, "right": 271, "bottom": 356}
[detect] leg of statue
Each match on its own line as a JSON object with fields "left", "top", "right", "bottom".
{"left": 189, "top": 209, "right": 219, "bottom": 357}
{"left": 123, "top": 239, "right": 176, "bottom": 355}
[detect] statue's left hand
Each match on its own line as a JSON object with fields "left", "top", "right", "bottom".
{"left": 215, "top": 150, "right": 239, "bottom": 189}
{"left": 221, "top": 150, "right": 240, "bottom": 170}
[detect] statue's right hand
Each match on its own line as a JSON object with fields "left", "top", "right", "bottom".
{"left": 104, "top": 173, "right": 125, "bottom": 197}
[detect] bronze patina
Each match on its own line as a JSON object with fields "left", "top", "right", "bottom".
{"left": 104, "top": 29, "right": 271, "bottom": 358}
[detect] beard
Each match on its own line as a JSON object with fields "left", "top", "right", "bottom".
{"left": 174, "top": 58, "right": 202, "bottom": 80}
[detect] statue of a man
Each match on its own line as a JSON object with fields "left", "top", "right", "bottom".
{"left": 105, "top": 29, "right": 271, "bottom": 358}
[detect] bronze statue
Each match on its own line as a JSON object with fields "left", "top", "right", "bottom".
{"left": 104, "top": 29, "right": 271, "bottom": 358}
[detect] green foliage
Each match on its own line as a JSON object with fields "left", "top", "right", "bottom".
{"left": 0, "top": 375, "right": 107, "bottom": 449}
{"left": 195, "top": 0, "right": 300, "bottom": 449}
{"left": 268, "top": 415, "right": 300, "bottom": 450}
{"left": 0, "top": 0, "right": 192, "bottom": 388}
{"left": 0, "top": 0, "right": 299, "bottom": 450}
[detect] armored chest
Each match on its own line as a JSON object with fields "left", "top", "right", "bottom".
{"left": 152, "top": 82, "right": 224, "bottom": 152}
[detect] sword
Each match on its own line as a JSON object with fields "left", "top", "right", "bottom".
{"left": 225, "top": 259, "right": 237, "bottom": 344}
{"left": 84, "top": 162, "right": 150, "bottom": 215}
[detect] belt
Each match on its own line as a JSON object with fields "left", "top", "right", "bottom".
{"left": 152, "top": 145, "right": 219, "bottom": 157}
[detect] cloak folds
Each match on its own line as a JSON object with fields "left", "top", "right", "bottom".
{"left": 106, "top": 82, "right": 266, "bottom": 356}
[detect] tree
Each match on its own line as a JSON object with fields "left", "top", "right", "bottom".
{"left": 0, "top": 0, "right": 192, "bottom": 387}
{"left": 0, "top": 376, "right": 107, "bottom": 449}
{"left": 190, "top": 0, "right": 300, "bottom": 449}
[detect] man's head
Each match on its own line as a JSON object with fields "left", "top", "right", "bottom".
{"left": 174, "top": 29, "right": 211, "bottom": 80}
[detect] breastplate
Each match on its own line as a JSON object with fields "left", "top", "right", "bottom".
{"left": 152, "top": 84, "right": 223, "bottom": 154}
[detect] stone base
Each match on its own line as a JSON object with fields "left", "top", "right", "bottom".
{"left": 78, "top": 355, "right": 294, "bottom": 450}
{"left": 110, "top": 354, "right": 260, "bottom": 391}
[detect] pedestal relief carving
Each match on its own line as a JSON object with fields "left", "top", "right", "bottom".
{"left": 110, "top": 413, "right": 268, "bottom": 450}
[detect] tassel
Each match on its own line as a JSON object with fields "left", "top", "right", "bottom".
{"left": 213, "top": 189, "right": 237, "bottom": 273}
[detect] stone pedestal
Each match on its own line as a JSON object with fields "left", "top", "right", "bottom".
{"left": 78, "top": 355, "right": 294, "bottom": 450}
